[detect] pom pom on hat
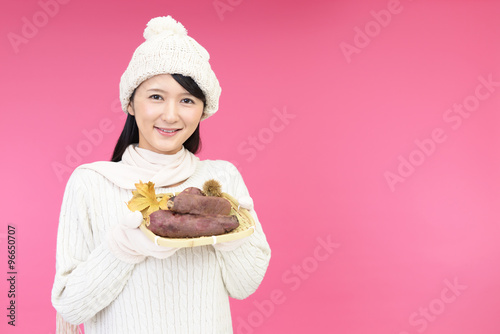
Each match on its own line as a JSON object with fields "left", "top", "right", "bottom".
{"left": 143, "top": 16, "right": 187, "bottom": 40}
{"left": 119, "top": 15, "right": 221, "bottom": 120}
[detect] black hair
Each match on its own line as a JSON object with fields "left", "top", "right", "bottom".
{"left": 111, "top": 74, "right": 206, "bottom": 162}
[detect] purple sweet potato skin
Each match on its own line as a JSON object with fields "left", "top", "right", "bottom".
{"left": 169, "top": 192, "right": 232, "bottom": 216}
{"left": 148, "top": 210, "right": 239, "bottom": 238}
{"left": 181, "top": 187, "right": 204, "bottom": 196}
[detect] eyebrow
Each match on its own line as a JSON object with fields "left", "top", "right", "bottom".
{"left": 146, "top": 88, "right": 192, "bottom": 95}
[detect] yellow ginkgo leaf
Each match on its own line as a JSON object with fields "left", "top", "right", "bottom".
{"left": 145, "top": 203, "right": 160, "bottom": 216}
{"left": 127, "top": 181, "right": 161, "bottom": 216}
{"left": 127, "top": 195, "right": 153, "bottom": 212}
{"left": 158, "top": 195, "right": 170, "bottom": 210}
{"left": 135, "top": 181, "right": 157, "bottom": 203}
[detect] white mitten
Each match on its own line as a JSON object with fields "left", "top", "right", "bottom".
{"left": 213, "top": 195, "right": 254, "bottom": 252}
{"left": 212, "top": 236, "right": 250, "bottom": 251}
{"left": 108, "top": 211, "right": 179, "bottom": 263}
{"left": 237, "top": 195, "right": 254, "bottom": 211}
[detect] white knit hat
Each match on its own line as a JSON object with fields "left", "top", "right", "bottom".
{"left": 119, "top": 16, "right": 221, "bottom": 120}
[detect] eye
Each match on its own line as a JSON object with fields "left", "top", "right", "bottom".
{"left": 149, "top": 94, "right": 163, "bottom": 100}
{"left": 181, "top": 98, "right": 195, "bottom": 104}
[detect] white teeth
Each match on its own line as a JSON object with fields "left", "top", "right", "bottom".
{"left": 159, "top": 128, "right": 176, "bottom": 133}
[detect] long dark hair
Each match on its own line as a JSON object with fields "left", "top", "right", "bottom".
{"left": 111, "top": 74, "right": 206, "bottom": 162}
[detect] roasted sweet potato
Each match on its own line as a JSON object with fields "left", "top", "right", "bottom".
{"left": 167, "top": 192, "right": 232, "bottom": 216}
{"left": 148, "top": 210, "right": 239, "bottom": 238}
{"left": 181, "top": 187, "right": 204, "bottom": 196}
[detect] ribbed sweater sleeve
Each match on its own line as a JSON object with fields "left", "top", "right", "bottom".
{"left": 51, "top": 169, "right": 136, "bottom": 324}
{"left": 213, "top": 163, "right": 271, "bottom": 299}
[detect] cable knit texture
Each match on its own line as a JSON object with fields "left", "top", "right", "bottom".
{"left": 51, "top": 160, "right": 271, "bottom": 334}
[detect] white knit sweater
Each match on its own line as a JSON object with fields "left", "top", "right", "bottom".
{"left": 51, "top": 160, "right": 271, "bottom": 334}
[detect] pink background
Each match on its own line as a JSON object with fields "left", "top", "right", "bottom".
{"left": 1, "top": 0, "right": 500, "bottom": 333}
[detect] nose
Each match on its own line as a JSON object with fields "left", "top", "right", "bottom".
{"left": 161, "top": 101, "right": 180, "bottom": 123}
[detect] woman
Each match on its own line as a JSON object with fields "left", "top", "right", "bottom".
{"left": 51, "top": 16, "right": 271, "bottom": 334}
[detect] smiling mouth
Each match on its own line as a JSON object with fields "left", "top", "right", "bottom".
{"left": 155, "top": 127, "right": 181, "bottom": 133}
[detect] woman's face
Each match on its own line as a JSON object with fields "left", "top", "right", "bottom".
{"left": 127, "top": 74, "right": 204, "bottom": 155}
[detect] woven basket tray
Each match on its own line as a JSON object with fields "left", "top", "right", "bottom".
{"left": 139, "top": 192, "right": 255, "bottom": 248}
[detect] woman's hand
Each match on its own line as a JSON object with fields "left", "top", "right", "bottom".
{"left": 237, "top": 195, "right": 253, "bottom": 211}
{"left": 108, "top": 211, "right": 179, "bottom": 263}
{"left": 213, "top": 195, "right": 254, "bottom": 252}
